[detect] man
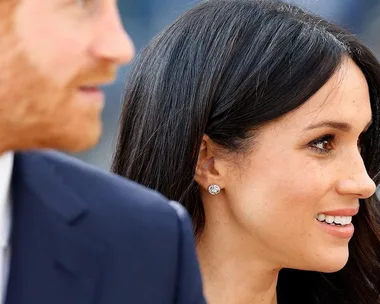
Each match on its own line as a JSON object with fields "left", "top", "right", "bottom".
{"left": 0, "top": 1, "right": 205, "bottom": 303}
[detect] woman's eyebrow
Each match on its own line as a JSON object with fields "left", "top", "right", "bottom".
{"left": 304, "top": 119, "right": 372, "bottom": 133}
{"left": 304, "top": 120, "right": 352, "bottom": 132}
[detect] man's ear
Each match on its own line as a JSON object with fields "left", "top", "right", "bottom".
{"left": 194, "top": 135, "right": 227, "bottom": 192}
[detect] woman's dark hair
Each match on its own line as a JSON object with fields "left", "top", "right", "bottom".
{"left": 113, "top": 0, "right": 380, "bottom": 303}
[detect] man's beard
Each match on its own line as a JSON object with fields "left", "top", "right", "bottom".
{"left": 0, "top": 2, "right": 117, "bottom": 152}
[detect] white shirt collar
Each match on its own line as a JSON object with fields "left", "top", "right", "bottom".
{"left": 0, "top": 152, "right": 13, "bottom": 248}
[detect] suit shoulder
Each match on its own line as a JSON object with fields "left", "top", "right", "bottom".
{"left": 21, "top": 150, "right": 182, "bottom": 222}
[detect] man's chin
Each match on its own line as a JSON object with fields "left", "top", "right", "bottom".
{"left": 29, "top": 122, "right": 103, "bottom": 153}
{"left": 60, "top": 125, "right": 103, "bottom": 153}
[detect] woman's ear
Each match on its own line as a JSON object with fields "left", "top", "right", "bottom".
{"left": 194, "top": 135, "right": 227, "bottom": 192}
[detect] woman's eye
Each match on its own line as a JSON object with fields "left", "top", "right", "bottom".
{"left": 309, "top": 135, "right": 335, "bottom": 154}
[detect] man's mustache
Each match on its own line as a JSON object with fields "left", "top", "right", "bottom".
{"left": 72, "top": 61, "right": 118, "bottom": 87}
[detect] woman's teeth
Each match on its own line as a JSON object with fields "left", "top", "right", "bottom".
{"left": 316, "top": 214, "right": 352, "bottom": 225}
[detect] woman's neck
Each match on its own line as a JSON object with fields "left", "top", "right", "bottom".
{"left": 196, "top": 223, "right": 279, "bottom": 304}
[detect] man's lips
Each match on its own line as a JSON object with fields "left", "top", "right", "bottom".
{"left": 78, "top": 86, "right": 101, "bottom": 93}
{"left": 77, "top": 86, "right": 105, "bottom": 105}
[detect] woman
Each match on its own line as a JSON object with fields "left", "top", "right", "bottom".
{"left": 113, "top": 0, "right": 380, "bottom": 303}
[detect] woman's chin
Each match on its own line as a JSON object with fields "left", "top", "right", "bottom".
{"left": 311, "top": 248, "right": 349, "bottom": 273}
{"left": 288, "top": 247, "right": 350, "bottom": 273}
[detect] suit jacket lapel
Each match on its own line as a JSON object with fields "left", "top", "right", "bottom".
{"left": 5, "top": 152, "right": 105, "bottom": 304}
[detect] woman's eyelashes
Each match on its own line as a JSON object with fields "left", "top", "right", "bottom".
{"left": 308, "top": 134, "right": 335, "bottom": 155}
{"left": 307, "top": 133, "right": 367, "bottom": 155}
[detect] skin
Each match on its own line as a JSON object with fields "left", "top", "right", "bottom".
{"left": 195, "top": 58, "right": 376, "bottom": 304}
{"left": 0, "top": 0, "right": 134, "bottom": 153}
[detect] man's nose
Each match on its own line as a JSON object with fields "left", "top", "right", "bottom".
{"left": 90, "top": 5, "right": 135, "bottom": 65}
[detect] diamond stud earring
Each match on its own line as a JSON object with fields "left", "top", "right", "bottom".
{"left": 208, "top": 184, "right": 221, "bottom": 195}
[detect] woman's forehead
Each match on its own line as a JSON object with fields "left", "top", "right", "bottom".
{"left": 276, "top": 59, "right": 371, "bottom": 131}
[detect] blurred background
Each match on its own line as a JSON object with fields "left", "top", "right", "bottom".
{"left": 73, "top": 0, "right": 380, "bottom": 170}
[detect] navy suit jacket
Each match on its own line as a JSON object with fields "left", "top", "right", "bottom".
{"left": 5, "top": 151, "right": 205, "bottom": 304}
